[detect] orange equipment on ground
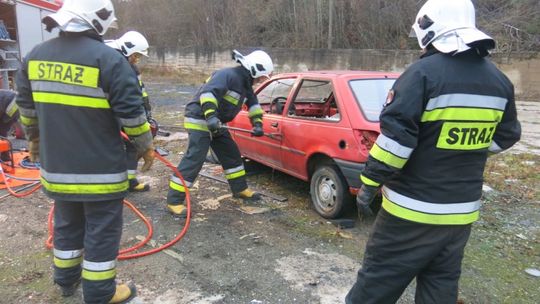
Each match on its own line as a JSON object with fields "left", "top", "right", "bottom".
{"left": 0, "top": 138, "right": 40, "bottom": 189}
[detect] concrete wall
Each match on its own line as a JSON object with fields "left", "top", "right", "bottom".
{"left": 143, "top": 48, "right": 539, "bottom": 100}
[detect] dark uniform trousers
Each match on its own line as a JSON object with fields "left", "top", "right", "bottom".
{"left": 346, "top": 209, "right": 471, "bottom": 304}
{"left": 167, "top": 129, "right": 246, "bottom": 204}
{"left": 53, "top": 199, "right": 123, "bottom": 304}
{"left": 125, "top": 140, "right": 139, "bottom": 187}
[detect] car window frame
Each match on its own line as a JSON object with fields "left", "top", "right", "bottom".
{"left": 286, "top": 77, "right": 342, "bottom": 123}
{"left": 253, "top": 77, "right": 297, "bottom": 115}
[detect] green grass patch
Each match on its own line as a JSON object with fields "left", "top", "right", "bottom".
{"left": 484, "top": 153, "right": 540, "bottom": 201}
{"left": 461, "top": 232, "right": 539, "bottom": 303}
{"left": 459, "top": 152, "right": 540, "bottom": 303}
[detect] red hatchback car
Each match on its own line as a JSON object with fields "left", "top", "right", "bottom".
{"left": 228, "top": 71, "right": 399, "bottom": 218}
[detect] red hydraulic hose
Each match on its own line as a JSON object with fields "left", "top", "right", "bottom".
{"left": 117, "top": 153, "right": 191, "bottom": 260}
{"left": 44, "top": 151, "right": 192, "bottom": 260}
{"left": 45, "top": 198, "right": 155, "bottom": 257}
{"left": 0, "top": 164, "right": 41, "bottom": 197}
{"left": 3, "top": 135, "right": 191, "bottom": 259}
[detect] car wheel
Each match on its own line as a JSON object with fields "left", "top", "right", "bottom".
{"left": 310, "top": 165, "right": 351, "bottom": 219}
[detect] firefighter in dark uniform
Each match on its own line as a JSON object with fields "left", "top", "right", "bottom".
{"left": 15, "top": 0, "right": 154, "bottom": 303}
{"left": 0, "top": 89, "right": 19, "bottom": 136}
{"left": 166, "top": 49, "right": 273, "bottom": 217}
{"left": 0, "top": 90, "right": 19, "bottom": 161}
{"left": 106, "top": 31, "right": 153, "bottom": 192}
{"left": 346, "top": 0, "right": 521, "bottom": 303}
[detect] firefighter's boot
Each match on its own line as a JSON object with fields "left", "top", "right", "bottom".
{"left": 233, "top": 188, "right": 262, "bottom": 201}
{"left": 59, "top": 280, "right": 80, "bottom": 297}
{"left": 109, "top": 283, "right": 136, "bottom": 304}
{"left": 129, "top": 179, "right": 150, "bottom": 192}
{"left": 167, "top": 204, "right": 188, "bottom": 218}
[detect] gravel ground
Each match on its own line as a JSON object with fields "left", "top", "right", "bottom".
{"left": 0, "top": 80, "right": 537, "bottom": 304}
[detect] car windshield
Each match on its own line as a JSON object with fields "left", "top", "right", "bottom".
{"left": 349, "top": 79, "right": 396, "bottom": 122}
{"left": 257, "top": 78, "right": 296, "bottom": 105}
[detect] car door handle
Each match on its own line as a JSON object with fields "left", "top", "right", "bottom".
{"left": 271, "top": 122, "right": 279, "bottom": 128}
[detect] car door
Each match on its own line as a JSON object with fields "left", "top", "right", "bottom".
{"left": 279, "top": 78, "right": 354, "bottom": 180}
{"left": 231, "top": 77, "right": 296, "bottom": 168}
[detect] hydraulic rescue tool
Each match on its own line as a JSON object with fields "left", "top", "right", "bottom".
{"left": 221, "top": 125, "right": 277, "bottom": 139}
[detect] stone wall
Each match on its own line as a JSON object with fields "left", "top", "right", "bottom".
{"left": 143, "top": 48, "right": 539, "bottom": 100}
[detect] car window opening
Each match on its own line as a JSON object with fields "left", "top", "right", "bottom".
{"left": 287, "top": 79, "right": 340, "bottom": 121}
{"left": 256, "top": 78, "right": 295, "bottom": 114}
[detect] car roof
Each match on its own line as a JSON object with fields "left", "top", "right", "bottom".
{"left": 273, "top": 70, "right": 400, "bottom": 80}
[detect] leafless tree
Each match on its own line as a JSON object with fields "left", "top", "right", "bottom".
{"left": 111, "top": 0, "right": 540, "bottom": 53}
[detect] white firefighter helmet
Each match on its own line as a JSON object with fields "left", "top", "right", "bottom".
{"left": 232, "top": 50, "right": 274, "bottom": 79}
{"left": 106, "top": 31, "right": 149, "bottom": 57}
{"left": 42, "top": 0, "right": 116, "bottom": 36}
{"left": 410, "top": 0, "right": 494, "bottom": 54}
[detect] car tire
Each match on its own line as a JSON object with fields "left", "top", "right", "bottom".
{"left": 310, "top": 165, "right": 352, "bottom": 219}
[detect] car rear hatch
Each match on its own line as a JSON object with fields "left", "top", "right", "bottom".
{"left": 348, "top": 76, "right": 397, "bottom": 151}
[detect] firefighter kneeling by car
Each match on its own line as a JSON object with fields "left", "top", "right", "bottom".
{"left": 166, "top": 49, "right": 273, "bottom": 217}
{"left": 0, "top": 90, "right": 20, "bottom": 161}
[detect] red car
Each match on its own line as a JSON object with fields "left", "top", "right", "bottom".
{"left": 228, "top": 71, "right": 398, "bottom": 218}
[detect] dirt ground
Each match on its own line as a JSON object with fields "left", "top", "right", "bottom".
{"left": 0, "top": 80, "right": 538, "bottom": 304}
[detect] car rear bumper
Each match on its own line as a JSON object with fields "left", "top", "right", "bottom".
{"left": 334, "top": 158, "right": 365, "bottom": 190}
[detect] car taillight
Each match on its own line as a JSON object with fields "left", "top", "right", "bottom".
{"left": 354, "top": 130, "right": 379, "bottom": 151}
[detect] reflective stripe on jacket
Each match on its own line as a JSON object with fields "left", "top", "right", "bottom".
{"left": 184, "top": 66, "right": 263, "bottom": 127}
{"left": 361, "top": 49, "right": 521, "bottom": 225}
{"left": 0, "top": 90, "right": 18, "bottom": 123}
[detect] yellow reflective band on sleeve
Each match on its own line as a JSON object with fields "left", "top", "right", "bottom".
{"left": 41, "top": 178, "right": 128, "bottom": 194}
{"left": 142, "top": 91, "right": 148, "bottom": 98}
{"left": 183, "top": 121, "right": 209, "bottom": 132}
{"left": 200, "top": 96, "right": 218, "bottom": 107}
{"left": 369, "top": 144, "right": 407, "bottom": 169}
{"left": 32, "top": 92, "right": 110, "bottom": 109}
{"left": 252, "top": 118, "right": 262, "bottom": 124}
{"left": 169, "top": 181, "right": 186, "bottom": 192}
{"left": 421, "top": 108, "right": 504, "bottom": 123}
{"left": 7, "top": 103, "right": 17, "bottom": 117}
{"left": 226, "top": 170, "right": 246, "bottom": 180}
{"left": 123, "top": 122, "right": 151, "bottom": 136}
{"left": 382, "top": 196, "right": 479, "bottom": 225}
{"left": 204, "top": 109, "right": 216, "bottom": 117}
{"left": 54, "top": 256, "right": 83, "bottom": 269}
{"left": 82, "top": 269, "right": 117, "bottom": 281}
{"left": 360, "top": 175, "right": 380, "bottom": 187}
{"left": 223, "top": 95, "right": 239, "bottom": 106}
{"left": 20, "top": 115, "right": 38, "bottom": 126}
{"left": 437, "top": 122, "right": 498, "bottom": 150}
{"left": 128, "top": 173, "right": 136, "bottom": 179}
{"left": 28, "top": 60, "right": 99, "bottom": 88}
{"left": 249, "top": 108, "right": 264, "bottom": 118}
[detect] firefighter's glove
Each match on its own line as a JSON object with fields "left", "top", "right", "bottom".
{"left": 356, "top": 184, "right": 378, "bottom": 218}
{"left": 206, "top": 115, "right": 222, "bottom": 136}
{"left": 28, "top": 138, "right": 39, "bottom": 162}
{"left": 139, "top": 146, "right": 155, "bottom": 172}
{"left": 251, "top": 122, "right": 264, "bottom": 137}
